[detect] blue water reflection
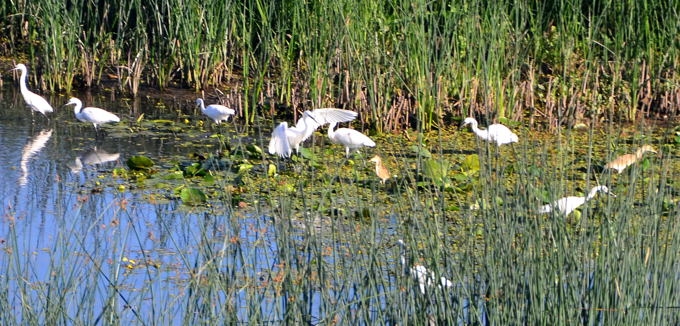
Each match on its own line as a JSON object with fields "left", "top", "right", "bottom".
{"left": 0, "top": 88, "right": 484, "bottom": 324}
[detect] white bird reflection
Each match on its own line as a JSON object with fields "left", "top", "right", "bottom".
{"left": 19, "top": 129, "right": 53, "bottom": 186}
{"left": 69, "top": 148, "right": 120, "bottom": 173}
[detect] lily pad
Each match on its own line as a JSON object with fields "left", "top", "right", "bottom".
{"left": 127, "top": 155, "right": 155, "bottom": 170}
{"left": 180, "top": 187, "right": 207, "bottom": 205}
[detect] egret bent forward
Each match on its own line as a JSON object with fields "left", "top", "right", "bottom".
{"left": 12, "top": 64, "right": 54, "bottom": 118}
{"left": 195, "top": 98, "right": 235, "bottom": 124}
{"left": 538, "top": 185, "right": 614, "bottom": 217}
{"left": 268, "top": 108, "right": 358, "bottom": 158}
{"left": 461, "top": 117, "right": 518, "bottom": 146}
{"left": 65, "top": 97, "right": 120, "bottom": 130}
{"left": 327, "top": 121, "right": 375, "bottom": 157}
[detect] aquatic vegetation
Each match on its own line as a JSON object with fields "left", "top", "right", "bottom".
{"left": 178, "top": 187, "right": 207, "bottom": 205}
{"left": 6, "top": 0, "right": 679, "bottom": 128}
{"left": 1, "top": 91, "right": 679, "bottom": 325}
{"left": 126, "top": 155, "right": 155, "bottom": 171}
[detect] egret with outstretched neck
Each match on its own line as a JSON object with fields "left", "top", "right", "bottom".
{"left": 605, "top": 145, "right": 657, "bottom": 174}
{"left": 12, "top": 64, "right": 54, "bottom": 118}
{"left": 461, "top": 117, "right": 518, "bottom": 146}
{"left": 539, "top": 185, "right": 615, "bottom": 217}
{"left": 268, "top": 108, "right": 358, "bottom": 158}
{"left": 195, "top": 98, "right": 235, "bottom": 124}
{"left": 327, "top": 121, "right": 375, "bottom": 157}
{"left": 65, "top": 97, "right": 120, "bottom": 131}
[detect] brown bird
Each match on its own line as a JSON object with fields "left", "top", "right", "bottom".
{"left": 369, "top": 155, "right": 391, "bottom": 184}
{"left": 605, "top": 145, "right": 657, "bottom": 174}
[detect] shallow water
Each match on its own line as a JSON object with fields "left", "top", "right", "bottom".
{"left": 0, "top": 89, "right": 296, "bottom": 323}
{"left": 2, "top": 87, "right": 678, "bottom": 324}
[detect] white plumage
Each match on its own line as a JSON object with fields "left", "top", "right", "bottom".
{"left": 65, "top": 97, "right": 120, "bottom": 130}
{"left": 196, "top": 98, "right": 235, "bottom": 124}
{"left": 462, "top": 117, "right": 518, "bottom": 146}
{"left": 70, "top": 148, "right": 120, "bottom": 173}
{"left": 397, "top": 240, "right": 453, "bottom": 294}
{"left": 327, "top": 121, "right": 375, "bottom": 157}
{"left": 12, "top": 63, "right": 54, "bottom": 117}
{"left": 268, "top": 108, "right": 358, "bottom": 158}
{"left": 539, "top": 185, "right": 614, "bottom": 217}
{"left": 19, "top": 129, "right": 53, "bottom": 186}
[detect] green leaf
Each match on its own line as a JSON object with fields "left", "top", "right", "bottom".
{"left": 461, "top": 154, "right": 480, "bottom": 173}
{"left": 246, "top": 144, "right": 263, "bottom": 155}
{"left": 267, "top": 163, "right": 277, "bottom": 177}
{"left": 180, "top": 187, "right": 207, "bottom": 205}
{"left": 410, "top": 145, "right": 432, "bottom": 158}
{"left": 299, "top": 147, "right": 318, "bottom": 160}
{"left": 423, "top": 158, "right": 451, "bottom": 187}
{"left": 127, "top": 155, "right": 155, "bottom": 170}
{"left": 237, "top": 163, "right": 254, "bottom": 175}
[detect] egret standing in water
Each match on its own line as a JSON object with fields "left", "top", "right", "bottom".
{"left": 12, "top": 63, "right": 54, "bottom": 119}
{"left": 327, "top": 121, "right": 375, "bottom": 157}
{"left": 396, "top": 240, "right": 453, "bottom": 294}
{"left": 195, "top": 98, "right": 235, "bottom": 125}
{"left": 461, "top": 117, "right": 518, "bottom": 146}
{"left": 268, "top": 108, "right": 358, "bottom": 158}
{"left": 538, "top": 185, "right": 615, "bottom": 217}
{"left": 65, "top": 97, "right": 120, "bottom": 131}
{"left": 369, "top": 155, "right": 390, "bottom": 184}
{"left": 605, "top": 145, "right": 657, "bottom": 174}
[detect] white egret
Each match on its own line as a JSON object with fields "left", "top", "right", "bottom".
{"left": 397, "top": 240, "right": 453, "bottom": 294}
{"left": 12, "top": 63, "right": 54, "bottom": 118}
{"left": 268, "top": 108, "right": 358, "bottom": 158}
{"left": 327, "top": 121, "right": 376, "bottom": 157}
{"left": 461, "top": 117, "right": 518, "bottom": 146}
{"left": 538, "top": 185, "right": 615, "bottom": 217}
{"left": 195, "top": 98, "right": 235, "bottom": 124}
{"left": 65, "top": 97, "right": 120, "bottom": 130}
{"left": 605, "top": 145, "right": 657, "bottom": 174}
{"left": 369, "top": 155, "right": 390, "bottom": 184}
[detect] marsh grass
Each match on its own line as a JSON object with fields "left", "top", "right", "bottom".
{"left": 1, "top": 121, "right": 679, "bottom": 324}
{"left": 2, "top": 0, "right": 679, "bottom": 128}
{"left": 1, "top": 89, "right": 679, "bottom": 325}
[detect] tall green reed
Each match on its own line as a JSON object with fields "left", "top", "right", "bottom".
{"left": 3, "top": 0, "right": 680, "bottom": 128}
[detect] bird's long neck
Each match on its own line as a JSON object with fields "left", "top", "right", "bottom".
{"left": 198, "top": 101, "right": 206, "bottom": 112}
{"left": 73, "top": 104, "right": 81, "bottom": 115}
{"left": 586, "top": 187, "right": 601, "bottom": 201}
{"left": 327, "top": 121, "right": 337, "bottom": 139}
{"left": 398, "top": 244, "right": 410, "bottom": 274}
{"left": 470, "top": 122, "right": 490, "bottom": 141}
{"left": 18, "top": 68, "right": 28, "bottom": 94}
{"left": 635, "top": 148, "right": 648, "bottom": 159}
